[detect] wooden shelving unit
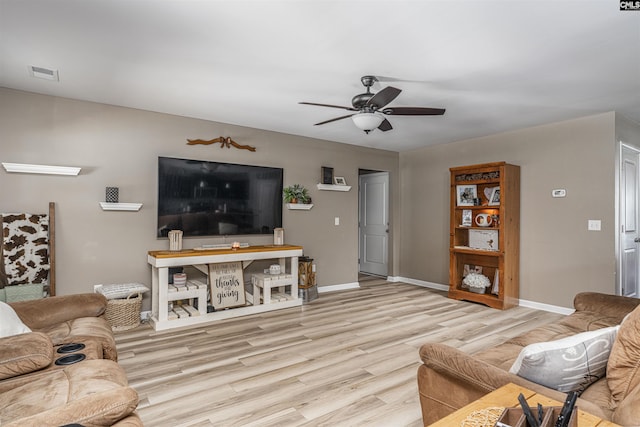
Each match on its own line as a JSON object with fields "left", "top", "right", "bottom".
{"left": 449, "top": 162, "right": 520, "bottom": 309}
{"left": 147, "top": 245, "right": 303, "bottom": 331}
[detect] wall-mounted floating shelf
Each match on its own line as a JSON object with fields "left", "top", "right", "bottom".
{"left": 99, "top": 202, "right": 143, "bottom": 211}
{"left": 286, "top": 203, "right": 313, "bottom": 210}
{"left": 2, "top": 162, "right": 81, "bottom": 176}
{"left": 317, "top": 184, "right": 351, "bottom": 192}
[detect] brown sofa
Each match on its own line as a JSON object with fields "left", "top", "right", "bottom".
{"left": 418, "top": 292, "right": 640, "bottom": 426}
{"left": 0, "top": 294, "right": 142, "bottom": 426}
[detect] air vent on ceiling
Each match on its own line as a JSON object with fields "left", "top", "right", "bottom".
{"left": 29, "top": 65, "right": 59, "bottom": 81}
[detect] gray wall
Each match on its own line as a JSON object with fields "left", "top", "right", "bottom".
{"left": 0, "top": 88, "right": 399, "bottom": 309}
{"left": 399, "top": 112, "right": 621, "bottom": 308}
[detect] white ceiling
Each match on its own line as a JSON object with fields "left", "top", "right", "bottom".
{"left": 1, "top": 1, "right": 639, "bottom": 152}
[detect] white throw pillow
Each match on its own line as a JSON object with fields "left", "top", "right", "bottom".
{"left": 509, "top": 326, "right": 619, "bottom": 393}
{"left": 0, "top": 300, "right": 32, "bottom": 337}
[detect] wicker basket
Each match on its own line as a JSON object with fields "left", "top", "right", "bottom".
{"left": 105, "top": 293, "right": 142, "bottom": 331}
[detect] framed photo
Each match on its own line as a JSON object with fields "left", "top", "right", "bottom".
{"left": 461, "top": 209, "right": 472, "bottom": 226}
{"left": 334, "top": 176, "right": 347, "bottom": 186}
{"left": 463, "top": 264, "right": 483, "bottom": 277}
{"left": 321, "top": 166, "right": 334, "bottom": 185}
{"left": 489, "top": 187, "right": 500, "bottom": 206}
{"left": 456, "top": 184, "right": 477, "bottom": 206}
{"left": 208, "top": 261, "right": 246, "bottom": 310}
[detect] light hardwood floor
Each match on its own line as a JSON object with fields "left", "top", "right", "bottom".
{"left": 115, "top": 279, "right": 564, "bottom": 427}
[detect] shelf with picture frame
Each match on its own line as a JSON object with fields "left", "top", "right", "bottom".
{"left": 449, "top": 162, "right": 520, "bottom": 310}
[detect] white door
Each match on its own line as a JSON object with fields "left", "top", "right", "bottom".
{"left": 620, "top": 145, "right": 640, "bottom": 298}
{"left": 359, "top": 172, "right": 389, "bottom": 277}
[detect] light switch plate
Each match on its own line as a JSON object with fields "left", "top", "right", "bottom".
{"left": 335, "top": 217, "right": 340, "bottom": 226}
{"left": 552, "top": 189, "right": 566, "bottom": 198}
{"left": 588, "top": 220, "right": 601, "bottom": 231}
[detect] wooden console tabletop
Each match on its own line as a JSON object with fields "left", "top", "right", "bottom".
{"left": 149, "top": 244, "right": 303, "bottom": 259}
{"left": 428, "top": 383, "right": 620, "bottom": 427}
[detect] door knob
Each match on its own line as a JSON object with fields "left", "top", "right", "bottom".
{"left": 635, "top": 237, "right": 640, "bottom": 243}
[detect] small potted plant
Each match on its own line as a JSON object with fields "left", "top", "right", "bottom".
{"left": 283, "top": 184, "right": 310, "bottom": 204}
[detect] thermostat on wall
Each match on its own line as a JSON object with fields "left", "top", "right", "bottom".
{"left": 552, "top": 189, "right": 566, "bottom": 198}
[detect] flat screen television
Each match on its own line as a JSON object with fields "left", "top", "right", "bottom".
{"left": 157, "top": 157, "right": 283, "bottom": 237}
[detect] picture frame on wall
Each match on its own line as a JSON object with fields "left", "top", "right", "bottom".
{"left": 456, "top": 184, "right": 477, "bottom": 206}
{"left": 334, "top": 176, "right": 347, "bottom": 186}
{"left": 321, "top": 166, "right": 334, "bottom": 185}
{"left": 489, "top": 187, "right": 501, "bottom": 206}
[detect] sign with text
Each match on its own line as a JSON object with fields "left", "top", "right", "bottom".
{"left": 620, "top": 1, "right": 640, "bottom": 10}
{"left": 208, "top": 262, "right": 246, "bottom": 309}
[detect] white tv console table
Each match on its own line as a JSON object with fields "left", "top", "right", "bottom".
{"left": 148, "top": 244, "right": 303, "bottom": 331}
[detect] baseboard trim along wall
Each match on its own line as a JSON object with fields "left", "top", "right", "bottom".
{"left": 388, "top": 276, "right": 449, "bottom": 292}
{"left": 518, "top": 299, "right": 574, "bottom": 316}
{"left": 389, "top": 276, "right": 575, "bottom": 315}
{"left": 317, "top": 282, "right": 360, "bottom": 293}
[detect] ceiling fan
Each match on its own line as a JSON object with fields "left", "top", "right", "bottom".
{"left": 300, "top": 75, "right": 445, "bottom": 134}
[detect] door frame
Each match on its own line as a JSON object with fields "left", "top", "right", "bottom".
{"left": 358, "top": 169, "right": 391, "bottom": 278}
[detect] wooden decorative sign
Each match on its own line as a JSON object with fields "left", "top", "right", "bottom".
{"left": 187, "top": 136, "right": 256, "bottom": 152}
{"left": 208, "top": 261, "right": 246, "bottom": 309}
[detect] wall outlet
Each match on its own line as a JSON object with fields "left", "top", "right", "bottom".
{"left": 140, "top": 310, "right": 151, "bottom": 321}
{"left": 552, "top": 189, "right": 566, "bottom": 198}
{"left": 335, "top": 217, "right": 340, "bottom": 226}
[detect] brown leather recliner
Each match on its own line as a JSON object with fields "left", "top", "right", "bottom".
{"left": 0, "top": 294, "right": 142, "bottom": 426}
{"left": 10, "top": 293, "right": 119, "bottom": 361}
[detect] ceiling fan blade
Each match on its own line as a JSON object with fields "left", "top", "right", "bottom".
{"left": 366, "top": 86, "right": 401, "bottom": 109}
{"left": 381, "top": 107, "right": 446, "bottom": 116}
{"left": 300, "top": 102, "right": 357, "bottom": 111}
{"left": 314, "top": 114, "right": 355, "bottom": 126}
{"left": 378, "top": 118, "right": 393, "bottom": 132}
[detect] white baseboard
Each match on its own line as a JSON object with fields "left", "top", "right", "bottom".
{"left": 317, "top": 282, "right": 360, "bottom": 293}
{"left": 389, "top": 276, "right": 449, "bottom": 292}
{"left": 518, "top": 299, "right": 574, "bottom": 315}
{"left": 390, "top": 276, "right": 573, "bottom": 314}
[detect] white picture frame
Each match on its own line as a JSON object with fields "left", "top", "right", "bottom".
{"left": 456, "top": 184, "right": 477, "bottom": 206}
{"left": 489, "top": 187, "right": 501, "bottom": 206}
{"left": 334, "top": 176, "right": 347, "bottom": 186}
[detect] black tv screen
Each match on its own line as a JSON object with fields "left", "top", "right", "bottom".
{"left": 157, "top": 157, "right": 283, "bottom": 237}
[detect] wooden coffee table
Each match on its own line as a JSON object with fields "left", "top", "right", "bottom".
{"left": 428, "top": 383, "right": 620, "bottom": 427}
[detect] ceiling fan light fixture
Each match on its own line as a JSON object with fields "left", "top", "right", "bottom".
{"left": 351, "top": 112, "right": 384, "bottom": 133}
